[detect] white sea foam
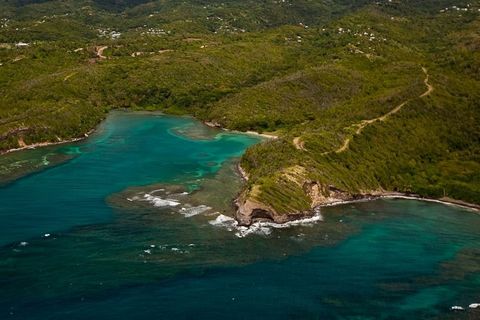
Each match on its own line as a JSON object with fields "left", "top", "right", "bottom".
{"left": 450, "top": 306, "right": 464, "bottom": 311}
{"left": 143, "top": 193, "right": 180, "bottom": 207}
{"left": 130, "top": 190, "right": 192, "bottom": 209}
{"left": 235, "top": 225, "right": 272, "bottom": 238}
{"left": 209, "top": 211, "right": 323, "bottom": 238}
{"left": 266, "top": 213, "right": 324, "bottom": 228}
{"left": 209, "top": 214, "right": 237, "bottom": 231}
{"left": 469, "top": 303, "right": 480, "bottom": 309}
{"left": 179, "top": 205, "right": 212, "bottom": 217}
{"left": 19, "top": 241, "right": 28, "bottom": 247}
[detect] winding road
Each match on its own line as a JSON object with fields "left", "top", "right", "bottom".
{"left": 311, "top": 67, "right": 434, "bottom": 155}
{"left": 334, "top": 67, "right": 433, "bottom": 153}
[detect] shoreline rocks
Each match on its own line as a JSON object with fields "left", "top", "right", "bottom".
{"left": 234, "top": 181, "right": 480, "bottom": 227}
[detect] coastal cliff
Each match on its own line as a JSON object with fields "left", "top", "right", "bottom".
{"left": 235, "top": 190, "right": 313, "bottom": 226}
{"left": 234, "top": 164, "right": 359, "bottom": 226}
{"left": 234, "top": 165, "right": 480, "bottom": 226}
{"left": 235, "top": 180, "right": 356, "bottom": 226}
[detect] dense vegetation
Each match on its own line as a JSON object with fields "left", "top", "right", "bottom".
{"left": 1, "top": 0, "right": 479, "bottom": 210}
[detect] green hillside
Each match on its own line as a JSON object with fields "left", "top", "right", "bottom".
{"left": 0, "top": 0, "right": 479, "bottom": 220}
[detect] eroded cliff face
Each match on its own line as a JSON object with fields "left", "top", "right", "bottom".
{"left": 234, "top": 197, "right": 276, "bottom": 226}
{"left": 234, "top": 163, "right": 377, "bottom": 226}
{"left": 234, "top": 179, "right": 480, "bottom": 226}
{"left": 306, "top": 182, "right": 355, "bottom": 207}
{"left": 235, "top": 179, "right": 356, "bottom": 226}
{"left": 234, "top": 195, "right": 314, "bottom": 226}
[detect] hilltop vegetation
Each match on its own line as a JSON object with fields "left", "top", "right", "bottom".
{"left": 0, "top": 0, "right": 479, "bottom": 217}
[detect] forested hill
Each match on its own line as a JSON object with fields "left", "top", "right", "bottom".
{"left": 0, "top": 0, "right": 479, "bottom": 217}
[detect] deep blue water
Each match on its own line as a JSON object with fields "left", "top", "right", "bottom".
{"left": 0, "top": 112, "right": 479, "bottom": 319}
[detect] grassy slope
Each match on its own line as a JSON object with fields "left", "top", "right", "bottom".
{"left": 238, "top": 5, "right": 480, "bottom": 209}
{"left": 0, "top": 0, "right": 479, "bottom": 208}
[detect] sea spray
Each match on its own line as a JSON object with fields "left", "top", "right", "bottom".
{"left": 209, "top": 208, "right": 324, "bottom": 237}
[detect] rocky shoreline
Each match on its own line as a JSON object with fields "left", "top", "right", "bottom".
{"left": 3, "top": 115, "right": 479, "bottom": 227}
{"left": 234, "top": 164, "right": 480, "bottom": 227}
{"left": 1, "top": 134, "right": 88, "bottom": 155}
{"left": 206, "top": 120, "right": 480, "bottom": 227}
{"left": 1, "top": 128, "right": 96, "bottom": 155}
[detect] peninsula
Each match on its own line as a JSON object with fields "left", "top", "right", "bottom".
{"left": 0, "top": 0, "right": 479, "bottom": 224}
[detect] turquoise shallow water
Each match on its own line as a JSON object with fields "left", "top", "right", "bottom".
{"left": 0, "top": 112, "right": 259, "bottom": 245}
{"left": 0, "top": 112, "right": 479, "bottom": 319}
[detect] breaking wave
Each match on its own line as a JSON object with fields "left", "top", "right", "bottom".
{"left": 179, "top": 205, "right": 212, "bottom": 217}
{"left": 209, "top": 209, "right": 323, "bottom": 238}
{"left": 128, "top": 193, "right": 181, "bottom": 207}
{"left": 143, "top": 193, "right": 181, "bottom": 207}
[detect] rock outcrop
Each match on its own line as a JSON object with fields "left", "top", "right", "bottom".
{"left": 305, "top": 182, "right": 358, "bottom": 207}
{"left": 234, "top": 196, "right": 276, "bottom": 226}
{"left": 234, "top": 163, "right": 383, "bottom": 226}
{"left": 235, "top": 179, "right": 357, "bottom": 226}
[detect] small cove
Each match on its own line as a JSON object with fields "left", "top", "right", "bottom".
{"left": 0, "top": 111, "right": 479, "bottom": 319}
